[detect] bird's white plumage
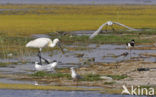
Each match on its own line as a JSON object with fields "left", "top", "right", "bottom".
{"left": 35, "top": 62, "right": 57, "bottom": 71}
{"left": 26, "top": 38, "right": 59, "bottom": 49}
{"left": 70, "top": 67, "right": 77, "bottom": 79}
{"left": 107, "top": 21, "right": 113, "bottom": 26}
{"left": 127, "top": 43, "right": 131, "bottom": 48}
{"left": 89, "top": 21, "right": 138, "bottom": 39}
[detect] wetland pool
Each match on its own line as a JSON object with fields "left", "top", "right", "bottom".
{"left": 0, "top": 44, "right": 155, "bottom": 74}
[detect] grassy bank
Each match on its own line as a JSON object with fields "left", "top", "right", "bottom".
{"left": 0, "top": 4, "right": 155, "bottom": 58}
{"left": 0, "top": 4, "right": 155, "bottom": 36}
{"left": 0, "top": 82, "right": 101, "bottom": 91}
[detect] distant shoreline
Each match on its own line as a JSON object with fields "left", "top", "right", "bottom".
{"left": 0, "top": 0, "right": 156, "bottom": 5}
{"left": 0, "top": 3, "right": 156, "bottom": 5}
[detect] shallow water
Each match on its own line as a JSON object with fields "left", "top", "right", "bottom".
{"left": 0, "top": 0, "right": 155, "bottom": 4}
{"left": 0, "top": 44, "right": 155, "bottom": 75}
{"left": 0, "top": 89, "right": 148, "bottom": 97}
{"left": 0, "top": 78, "right": 33, "bottom": 84}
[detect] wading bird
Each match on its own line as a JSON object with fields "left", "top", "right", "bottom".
{"left": 26, "top": 38, "right": 64, "bottom": 65}
{"left": 126, "top": 39, "right": 135, "bottom": 58}
{"left": 35, "top": 60, "right": 57, "bottom": 71}
{"left": 70, "top": 67, "right": 82, "bottom": 85}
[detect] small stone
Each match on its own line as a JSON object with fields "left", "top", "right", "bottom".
{"left": 100, "top": 76, "right": 113, "bottom": 81}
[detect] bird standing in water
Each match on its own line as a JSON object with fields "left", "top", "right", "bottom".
{"left": 26, "top": 38, "right": 64, "bottom": 65}
{"left": 126, "top": 39, "right": 135, "bottom": 58}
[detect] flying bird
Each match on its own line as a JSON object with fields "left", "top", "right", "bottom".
{"left": 26, "top": 38, "right": 64, "bottom": 65}
{"left": 89, "top": 21, "right": 138, "bottom": 39}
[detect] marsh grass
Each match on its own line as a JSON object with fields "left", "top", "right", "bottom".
{"left": 0, "top": 4, "right": 155, "bottom": 59}
{"left": 0, "top": 82, "right": 101, "bottom": 91}
{"left": 32, "top": 71, "right": 102, "bottom": 81}
{"left": 0, "top": 33, "right": 153, "bottom": 59}
{"left": 0, "top": 4, "right": 155, "bottom": 36}
{"left": 80, "top": 74, "right": 102, "bottom": 81}
{"left": 0, "top": 33, "right": 36, "bottom": 59}
{"left": 104, "top": 81, "right": 116, "bottom": 85}
{"left": 59, "top": 34, "right": 153, "bottom": 44}
{"left": 32, "top": 71, "right": 71, "bottom": 79}
{"left": 0, "top": 62, "right": 9, "bottom": 67}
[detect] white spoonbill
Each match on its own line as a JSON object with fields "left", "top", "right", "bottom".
{"left": 35, "top": 60, "right": 58, "bottom": 71}
{"left": 26, "top": 38, "right": 64, "bottom": 65}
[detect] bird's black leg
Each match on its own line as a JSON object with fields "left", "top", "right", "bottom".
{"left": 38, "top": 50, "right": 49, "bottom": 65}
{"left": 38, "top": 51, "right": 50, "bottom": 64}
{"left": 40, "top": 57, "right": 50, "bottom": 64}
{"left": 38, "top": 50, "right": 42, "bottom": 65}
{"left": 129, "top": 48, "right": 131, "bottom": 59}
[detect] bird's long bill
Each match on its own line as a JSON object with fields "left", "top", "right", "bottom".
{"left": 58, "top": 42, "right": 64, "bottom": 54}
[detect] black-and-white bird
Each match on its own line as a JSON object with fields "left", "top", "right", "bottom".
{"left": 35, "top": 60, "right": 58, "bottom": 72}
{"left": 70, "top": 67, "right": 82, "bottom": 82}
{"left": 127, "top": 39, "right": 135, "bottom": 48}
{"left": 126, "top": 39, "right": 135, "bottom": 58}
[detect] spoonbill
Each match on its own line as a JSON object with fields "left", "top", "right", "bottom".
{"left": 26, "top": 38, "right": 64, "bottom": 65}
{"left": 70, "top": 67, "right": 82, "bottom": 85}
{"left": 35, "top": 60, "right": 57, "bottom": 71}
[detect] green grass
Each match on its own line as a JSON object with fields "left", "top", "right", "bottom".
{"left": 0, "top": 34, "right": 153, "bottom": 59}
{"left": 32, "top": 71, "right": 71, "bottom": 78}
{"left": 60, "top": 34, "right": 153, "bottom": 44}
{"left": 107, "top": 75, "right": 128, "bottom": 80}
{"left": 32, "top": 72, "right": 102, "bottom": 81}
{"left": 0, "top": 4, "right": 155, "bottom": 58}
{"left": 0, "top": 62, "right": 9, "bottom": 67}
{"left": 104, "top": 81, "right": 116, "bottom": 85}
{"left": 0, "top": 4, "right": 155, "bottom": 36}
{"left": 81, "top": 74, "right": 102, "bottom": 81}
{"left": 0, "top": 82, "right": 102, "bottom": 91}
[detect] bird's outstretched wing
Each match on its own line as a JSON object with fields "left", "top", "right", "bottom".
{"left": 89, "top": 23, "right": 107, "bottom": 39}
{"left": 114, "top": 22, "right": 138, "bottom": 31}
